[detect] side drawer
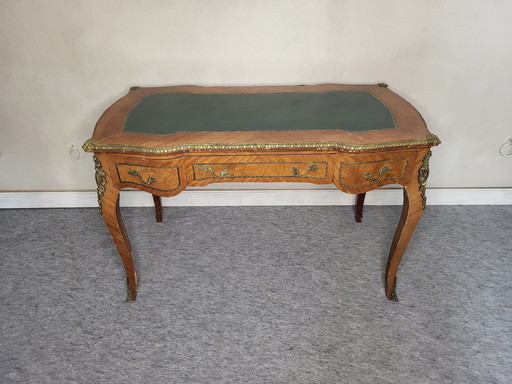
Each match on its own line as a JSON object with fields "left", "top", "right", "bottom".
{"left": 115, "top": 162, "right": 182, "bottom": 192}
{"left": 339, "top": 157, "right": 409, "bottom": 189}
{"left": 191, "top": 159, "right": 329, "bottom": 181}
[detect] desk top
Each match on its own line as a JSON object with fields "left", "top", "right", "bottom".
{"left": 123, "top": 91, "right": 396, "bottom": 135}
{"left": 83, "top": 84, "right": 439, "bottom": 154}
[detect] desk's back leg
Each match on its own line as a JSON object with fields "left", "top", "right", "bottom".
{"left": 101, "top": 185, "right": 138, "bottom": 302}
{"left": 152, "top": 194, "right": 163, "bottom": 222}
{"left": 385, "top": 150, "right": 430, "bottom": 301}
{"left": 355, "top": 193, "right": 366, "bottom": 222}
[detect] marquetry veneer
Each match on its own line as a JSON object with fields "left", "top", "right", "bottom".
{"left": 84, "top": 83, "right": 440, "bottom": 301}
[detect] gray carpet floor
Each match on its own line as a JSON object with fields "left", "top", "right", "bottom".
{"left": 0, "top": 205, "right": 511, "bottom": 383}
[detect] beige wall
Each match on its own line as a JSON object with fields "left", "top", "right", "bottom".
{"left": 1, "top": 0, "right": 511, "bottom": 191}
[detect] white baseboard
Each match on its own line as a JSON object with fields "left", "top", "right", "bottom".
{"left": 1, "top": 187, "right": 511, "bottom": 208}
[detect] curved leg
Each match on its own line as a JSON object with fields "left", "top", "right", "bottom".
{"left": 355, "top": 193, "right": 366, "bottom": 222}
{"left": 101, "top": 185, "right": 138, "bottom": 301}
{"left": 152, "top": 194, "right": 163, "bottom": 222}
{"left": 385, "top": 149, "right": 431, "bottom": 300}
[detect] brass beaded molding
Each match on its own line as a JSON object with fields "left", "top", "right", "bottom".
{"left": 418, "top": 151, "right": 432, "bottom": 210}
{"left": 83, "top": 134, "right": 440, "bottom": 154}
{"left": 93, "top": 155, "right": 106, "bottom": 213}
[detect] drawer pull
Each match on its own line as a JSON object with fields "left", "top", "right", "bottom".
{"left": 128, "top": 169, "right": 157, "bottom": 185}
{"left": 291, "top": 163, "right": 319, "bottom": 177}
{"left": 199, "top": 165, "right": 229, "bottom": 179}
{"left": 364, "top": 165, "right": 392, "bottom": 181}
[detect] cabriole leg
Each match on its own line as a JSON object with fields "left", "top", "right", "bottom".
{"left": 152, "top": 194, "right": 163, "bottom": 222}
{"left": 355, "top": 193, "right": 366, "bottom": 222}
{"left": 101, "top": 187, "right": 138, "bottom": 301}
{"left": 385, "top": 149, "right": 431, "bottom": 300}
{"left": 95, "top": 155, "right": 138, "bottom": 302}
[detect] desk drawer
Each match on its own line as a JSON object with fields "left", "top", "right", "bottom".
{"left": 115, "top": 162, "right": 182, "bottom": 191}
{"left": 191, "top": 157, "right": 329, "bottom": 182}
{"left": 339, "top": 157, "right": 409, "bottom": 189}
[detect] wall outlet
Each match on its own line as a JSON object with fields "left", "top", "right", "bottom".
{"left": 500, "top": 138, "right": 512, "bottom": 157}
{"left": 68, "top": 144, "right": 81, "bottom": 161}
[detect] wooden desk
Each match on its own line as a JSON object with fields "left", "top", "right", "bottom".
{"left": 83, "top": 84, "right": 440, "bottom": 301}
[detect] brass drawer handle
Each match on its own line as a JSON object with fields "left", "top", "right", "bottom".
{"left": 291, "top": 163, "right": 319, "bottom": 177}
{"left": 128, "top": 169, "right": 157, "bottom": 185}
{"left": 364, "top": 165, "right": 392, "bottom": 181}
{"left": 199, "top": 165, "right": 229, "bottom": 179}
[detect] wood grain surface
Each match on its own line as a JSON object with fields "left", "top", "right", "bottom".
{"left": 87, "top": 84, "right": 439, "bottom": 301}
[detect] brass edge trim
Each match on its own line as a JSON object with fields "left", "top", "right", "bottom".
{"left": 83, "top": 139, "right": 96, "bottom": 152}
{"left": 82, "top": 134, "right": 440, "bottom": 154}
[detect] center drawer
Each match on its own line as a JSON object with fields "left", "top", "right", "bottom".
{"left": 190, "top": 156, "right": 331, "bottom": 182}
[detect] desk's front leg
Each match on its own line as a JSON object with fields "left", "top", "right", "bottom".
{"left": 95, "top": 155, "right": 138, "bottom": 301}
{"left": 101, "top": 187, "right": 138, "bottom": 301}
{"left": 386, "top": 149, "right": 431, "bottom": 301}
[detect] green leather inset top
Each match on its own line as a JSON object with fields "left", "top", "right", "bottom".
{"left": 123, "top": 91, "right": 396, "bottom": 135}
